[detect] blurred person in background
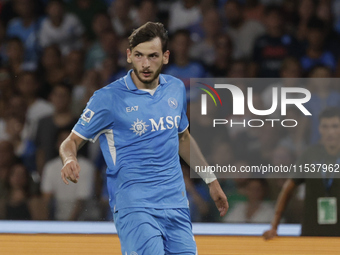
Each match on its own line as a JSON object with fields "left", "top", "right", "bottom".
{"left": 261, "top": 57, "right": 303, "bottom": 117}
{"left": 168, "top": 0, "right": 202, "bottom": 34}
{"left": 6, "top": 0, "right": 42, "bottom": 64}
{"left": 38, "top": 45, "right": 65, "bottom": 98}
{"left": 90, "top": 12, "right": 113, "bottom": 46}
{"left": 85, "top": 30, "right": 118, "bottom": 70}
{"left": 208, "top": 33, "right": 233, "bottom": 77}
{"left": 301, "top": 65, "right": 340, "bottom": 145}
{"left": 263, "top": 107, "right": 340, "bottom": 238}
{"left": 0, "top": 141, "right": 17, "bottom": 200}
{"left": 39, "top": 0, "right": 84, "bottom": 56}
{"left": 300, "top": 17, "right": 337, "bottom": 74}
{"left": 295, "top": 0, "right": 316, "bottom": 42}
{"left": 0, "top": 67, "right": 14, "bottom": 119}
{"left": 41, "top": 129, "right": 95, "bottom": 220}
{"left": 163, "top": 29, "right": 207, "bottom": 101}
{"left": 227, "top": 59, "right": 249, "bottom": 77}
{"left": 0, "top": 20, "right": 6, "bottom": 65}
{"left": 66, "top": 0, "right": 106, "bottom": 41}
{"left": 109, "top": 0, "right": 135, "bottom": 37}
{"left": 223, "top": 179, "right": 275, "bottom": 223}
{"left": 64, "top": 49, "right": 85, "bottom": 88}
{"left": 133, "top": 0, "right": 158, "bottom": 28}
{"left": 190, "top": 8, "right": 222, "bottom": 66}
{"left": 0, "top": 163, "right": 42, "bottom": 220}
{"left": 16, "top": 71, "right": 54, "bottom": 141}
{"left": 4, "top": 37, "right": 36, "bottom": 75}
{"left": 278, "top": 107, "right": 307, "bottom": 157}
{"left": 224, "top": 0, "right": 265, "bottom": 60}
{"left": 250, "top": 5, "right": 301, "bottom": 78}
{"left": 72, "top": 69, "right": 103, "bottom": 116}
{"left": 35, "top": 83, "right": 77, "bottom": 175}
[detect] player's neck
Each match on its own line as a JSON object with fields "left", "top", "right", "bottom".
{"left": 131, "top": 71, "right": 159, "bottom": 90}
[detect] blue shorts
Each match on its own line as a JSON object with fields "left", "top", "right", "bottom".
{"left": 113, "top": 208, "right": 197, "bottom": 255}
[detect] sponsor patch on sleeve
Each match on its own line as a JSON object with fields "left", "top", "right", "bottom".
{"left": 81, "top": 109, "right": 95, "bottom": 123}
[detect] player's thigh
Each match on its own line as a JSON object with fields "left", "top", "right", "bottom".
{"left": 114, "top": 209, "right": 165, "bottom": 255}
{"left": 163, "top": 208, "right": 197, "bottom": 255}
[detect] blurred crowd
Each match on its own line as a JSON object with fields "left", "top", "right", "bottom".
{"left": 1, "top": 0, "right": 340, "bottom": 223}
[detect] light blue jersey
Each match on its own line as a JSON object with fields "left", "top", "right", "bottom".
{"left": 73, "top": 70, "right": 189, "bottom": 212}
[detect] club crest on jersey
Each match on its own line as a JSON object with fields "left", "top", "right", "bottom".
{"left": 130, "top": 118, "right": 149, "bottom": 136}
{"left": 168, "top": 97, "right": 178, "bottom": 109}
{"left": 81, "top": 109, "right": 95, "bottom": 123}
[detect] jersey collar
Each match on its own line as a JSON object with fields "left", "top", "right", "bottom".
{"left": 124, "top": 69, "right": 167, "bottom": 91}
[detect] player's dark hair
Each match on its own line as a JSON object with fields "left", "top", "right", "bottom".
{"left": 319, "top": 107, "right": 340, "bottom": 121}
{"left": 128, "top": 22, "right": 168, "bottom": 53}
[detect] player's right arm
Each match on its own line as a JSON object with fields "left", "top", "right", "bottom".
{"left": 59, "top": 132, "right": 87, "bottom": 185}
{"left": 263, "top": 179, "right": 296, "bottom": 240}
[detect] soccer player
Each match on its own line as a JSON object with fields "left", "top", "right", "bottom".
{"left": 59, "top": 22, "right": 228, "bottom": 254}
{"left": 263, "top": 107, "right": 340, "bottom": 239}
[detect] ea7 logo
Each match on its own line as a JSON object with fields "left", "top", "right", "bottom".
{"left": 201, "top": 84, "right": 312, "bottom": 116}
{"left": 126, "top": 106, "right": 138, "bottom": 112}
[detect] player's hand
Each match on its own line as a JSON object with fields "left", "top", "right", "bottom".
{"left": 61, "top": 159, "right": 80, "bottom": 185}
{"left": 208, "top": 179, "right": 229, "bottom": 217}
{"left": 262, "top": 228, "right": 278, "bottom": 240}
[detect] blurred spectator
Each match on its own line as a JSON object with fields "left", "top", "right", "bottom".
{"left": 163, "top": 29, "right": 207, "bottom": 101}
{"left": 85, "top": 30, "right": 118, "bottom": 70}
{"left": 0, "top": 67, "right": 14, "bottom": 119}
{"left": 243, "top": 0, "right": 264, "bottom": 22}
{"left": 223, "top": 179, "right": 275, "bottom": 223}
{"left": 190, "top": 8, "right": 222, "bottom": 66}
{"left": 16, "top": 71, "right": 54, "bottom": 140}
{"left": 72, "top": 69, "right": 103, "bottom": 116}
{"left": 99, "top": 56, "right": 126, "bottom": 84}
{"left": 300, "top": 17, "right": 337, "bottom": 74}
{"left": 278, "top": 107, "right": 307, "bottom": 157}
{"left": 39, "top": 45, "right": 65, "bottom": 98}
{"left": 6, "top": 0, "right": 42, "bottom": 64}
{"left": 35, "top": 83, "right": 77, "bottom": 175}
{"left": 301, "top": 65, "right": 340, "bottom": 144}
{"left": 208, "top": 33, "right": 233, "bottom": 77}
{"left": 109, "top": 0, "right": 136, "bottom": 37}
{"left": 5, "top": 115, "right": 36, "bottom": 172}
{"left": 295, "top": 0, "right": 316, "bottom": 42}
{"left": 4, "top": 37, "right": 36, "bottom": 75}
{"left": 133, "top": 0, "right": 158, "bottom": 27}
{"left": 250, "top": 5, "right": 301, "bottom": 78}
{"left": 64, "top": 50, "right": 85, "bottom": 88}
{"left": 168, "top": 0, "right": 202, "bottom": 33}
{"left": 66, "top": 0, "right": 107, "bottom": 41}
{"left": 224, "top": 0, "right": 265, "bottom": 60}
{"left": 39, "top": 0, "right": 85, "bottom": 56}
{"left": 261, "top": 57, "right": 303, "bottom": 117}
{"left": 0, "top": 141, "right": 17, "bottom": 200}
{"left": 227, "top": 59, "right": 249, "bottom": 77}
{"left": 41, "top": 129, "right": 95, "bottom": 220}
{"left": 91, "top": 12, "right": 112, "bottom": 42}
{"left": 0, "top": 163, "right": 41, "bottom": 220}
{"left": 0, "top": 20, "right": 6, "bottom": 65}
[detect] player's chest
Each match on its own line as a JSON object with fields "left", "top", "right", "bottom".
{"left": 113, "top": 91, "right": 183, "bottom": 135}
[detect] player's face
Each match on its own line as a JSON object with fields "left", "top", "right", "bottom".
{"left": 127, "top": 37, "right": 169, "bottom": 86}
{"left": 319, "top": 117, "right": 340, "bottom": 147}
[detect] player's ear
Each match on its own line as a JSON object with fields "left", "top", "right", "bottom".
{"left": 163, "top": 50, "right": 170, "bottom": 65}
{"left": 127, "top": 48, "right": 132, "bottom": 63}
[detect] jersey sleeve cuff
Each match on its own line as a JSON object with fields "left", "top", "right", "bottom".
{"left": 178, "top": 123, "right": 189, "bottom": 134}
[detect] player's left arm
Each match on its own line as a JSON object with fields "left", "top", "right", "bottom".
{"left": 178, "top": 129, "right": 229, "bottom": 217}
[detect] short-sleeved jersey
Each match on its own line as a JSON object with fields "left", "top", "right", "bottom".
{"left": 73, "top": 70, "right": 189, "bottom": 212}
